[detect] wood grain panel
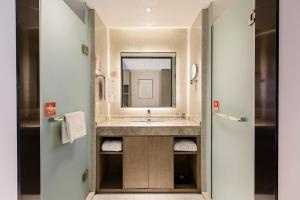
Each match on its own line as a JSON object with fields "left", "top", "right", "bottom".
{"left": 124, "top": 137, "right": 149, "bottom": 188}
{"left": 149, "top": 137, "right": 173, "bottom": 189}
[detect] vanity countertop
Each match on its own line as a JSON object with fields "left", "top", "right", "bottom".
{"left": 97, "top": 118, "right": 200, "bottom": 128}
{"left": 96, "top": 118, "right": 201, "bottom": 136}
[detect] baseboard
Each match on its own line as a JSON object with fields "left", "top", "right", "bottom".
{"left": 85, "top": 192, "right": 95, "bottom": 200}
{"left": 202, "top": 192, "right": 212, "bottom": 200}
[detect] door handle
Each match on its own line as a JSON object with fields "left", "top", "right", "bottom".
{"left": 214, "top": 112, "right": 246, "bottom": 122}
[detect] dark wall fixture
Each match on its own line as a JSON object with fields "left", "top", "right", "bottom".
{"left": 255, "top": 0, "right": 278, "bottom": 199}
{"left": 17, "top": 0, "right": 41, "bottom": 198}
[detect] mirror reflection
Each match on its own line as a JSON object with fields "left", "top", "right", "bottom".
{"left": 121, "top": 52, "right": 176, "bottom": 108}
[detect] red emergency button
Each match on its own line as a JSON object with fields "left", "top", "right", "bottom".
{"left": 45, "top": 102, "right": 56, "bottom": 117}
{"left": 213, "top": 100, "right": 219, "bottom": 112}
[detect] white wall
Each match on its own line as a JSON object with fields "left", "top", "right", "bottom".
{"left": 0, "top": 0, "right": 18, "bottom": 199}
{"left": 279, "top": 1, "right": 300, "bottom": 200}
{"left": 189, "top": 12, "right": 202, "bottom": 124}
{"left": 95, "top": 13, "right": 109, "bottom": 122}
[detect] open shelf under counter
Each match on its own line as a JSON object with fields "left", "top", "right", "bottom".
{"left": 96, "top": 119, "right": 201, "bottom": 193}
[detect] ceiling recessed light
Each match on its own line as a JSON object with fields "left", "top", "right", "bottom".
{"left": 146, "top": 8, "right": 151, "bottom": 12}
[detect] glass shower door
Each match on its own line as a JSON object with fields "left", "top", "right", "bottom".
{"left": 40, "top": 0, "right": 91, "bottom": 199}
{"left": 211, "top": 0, "right": 255, "bottom": 199}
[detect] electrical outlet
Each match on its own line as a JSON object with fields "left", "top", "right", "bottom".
{"left": 82, "top": 169, "right": 89, "bottom": 183}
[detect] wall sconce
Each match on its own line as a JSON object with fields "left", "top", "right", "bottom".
{"left": 190, "top": 64, "right": 199, "bottom": 85}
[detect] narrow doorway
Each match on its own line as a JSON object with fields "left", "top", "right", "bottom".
{"left": 17, "top": 0, "right": 41, "bottom": 199}
{"left": 255, "top": 0, "right": 278, "bottom": 199}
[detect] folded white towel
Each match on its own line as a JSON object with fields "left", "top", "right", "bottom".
{"left": 61, "top": 111, "right": 86, "bottom": 144}
{"left": 101, "top": 140, "right": 122, "bottom": 152}
{"left": 174, "top": 139, "right": 197, "bottom": 152}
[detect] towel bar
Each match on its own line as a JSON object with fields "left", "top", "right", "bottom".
{"left": 48, "top": 116, "right": 64, "bottom": 122}
{"left": 214, "top": 112, "right": 246, "bottom": 122}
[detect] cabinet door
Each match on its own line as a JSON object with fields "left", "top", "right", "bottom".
{"left": 149, "top": 137, "right": 173, "bottom": 189}
{"left": 124, "top": 137, "right": 149, "bottom": 189}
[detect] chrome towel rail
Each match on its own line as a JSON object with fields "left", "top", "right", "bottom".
{"left": 214, "top": 112, "right": 246, "bottom": 122}
{"left": 48, "top": 116, "right": 64, "bottom": 122}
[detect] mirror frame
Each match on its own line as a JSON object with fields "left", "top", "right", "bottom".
{"left": 120, "top": 52, "right": 177, "bottom": 108}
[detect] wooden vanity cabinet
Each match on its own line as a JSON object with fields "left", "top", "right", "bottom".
{"left": 124, "top": 137, "right": 149, "bottom": 189}
{"left": 148, "top": 137, "right": 173, "bottom": 189}
{"left": 97, "top": 133, "right": 201, "bottom": 193}
{"left": 124, "top": 136, "right": 173, "bottom": 189}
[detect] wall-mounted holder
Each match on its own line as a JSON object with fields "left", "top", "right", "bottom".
{"left": 190, "top": 64, "right": 199, "bottom": 85}
{"left": 82, "top": 44, "right": 89, "bottom": 56}
{"left": 214, "top": 111, "right": 246, "bottom": 122}
{"left": 248, "top": 10, "right": 256, "bottom": 26}
{"left": 48, "top": 116, "right": 64, "bottom": 122}
{"left": 96, "top": 74, "right": 106, "bottom": 101}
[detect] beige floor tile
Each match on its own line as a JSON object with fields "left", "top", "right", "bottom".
{"left": 183, "top": 194, "right": 204, "bottom": 200}
{"left": 93, "top": 194, "right": 134, "bottom": 200}
{"left": 135, "top": 194, "right": 182, "bottom": 200}
{"left": 94, "top": 194, "right": 203, "bottom": 200}
{"left": 21, "top": 195, "right": 41, "bottom": 200}
{"left": 255, "top": 194, "right": 275, "bottom": 200}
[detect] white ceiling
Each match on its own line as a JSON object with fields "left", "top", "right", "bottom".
{"left": 85, "top": 0, "right": 211, "bottom": 27}
{"left": 123, "top": 58, "right": 171, "bottom": 70}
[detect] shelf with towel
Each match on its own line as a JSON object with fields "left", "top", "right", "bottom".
{"left": 174, "top": 137, "right": 198, "bottom": 153}
{"left": 97, "top": 136, "right": 124, "bottom": 191}
{"left": 96, "top": 135, "right": 201, "bottom": 193}
{"left": 173, "top": 137, "right": 199, "bottom": 190}
{"left": 100, "top": 137, "right": 123, "bottom": 153}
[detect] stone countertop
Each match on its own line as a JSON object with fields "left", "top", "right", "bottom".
{"left": 97, "top": 118, "right": 200, "bottom": 128}
{"left": 96, "top": 118, "right": 201, "bottom": 136}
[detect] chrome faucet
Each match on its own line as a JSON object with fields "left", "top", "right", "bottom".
{"left": 147, "top": 109, "right": 151, "bottom": 122}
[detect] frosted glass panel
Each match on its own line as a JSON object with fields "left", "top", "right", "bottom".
{"left": 40, "top": 0, "right": 91, "bottom": 200}
{"left": 212, "top": 0, "right": 255, "bottom": 200}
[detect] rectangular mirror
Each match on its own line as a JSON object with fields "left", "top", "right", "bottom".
{"left": 121, "top": 52, "right": 176, "bottom": 108}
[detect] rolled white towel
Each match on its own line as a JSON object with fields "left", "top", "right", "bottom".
{"left": 101, "top": 140, "right": 122, "bottom": 152}
{"left": 174, "top": 139, "right": 197, "bottom": 152}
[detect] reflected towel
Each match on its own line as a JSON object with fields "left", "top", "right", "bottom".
{"left": 61, "top": 111, "right": 86, "bottom": 144}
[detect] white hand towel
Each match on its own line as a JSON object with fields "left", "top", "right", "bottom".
{"left": 61, "top": 111, "right": 86, "bottom": 144}
{"left": 61, "top": 121, "right": 70, "bottom": 144}
{"left": 101, "top": 140, "right": 122, "bottom": 152}
{"left": 174, "top": 139, "right": 197, "bottom": 152}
